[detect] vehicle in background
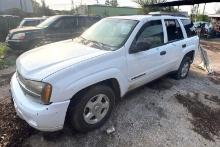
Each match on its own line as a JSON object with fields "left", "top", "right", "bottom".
{"left": 208, "top": 14, "right": 220, "bottom": 37}
{"left": 194, "top": 21, "right": 214, "bottom": 38}
{"left": 5, "top": 15, "right": 101, "bottom": 50}
{"left": 0, "top": 15, "right": 20, "bottom": 42}
{"left": 10, "top": 15, "right": 199, "bottom": 132}
{"left": 17, "top": 17, "right": 47, "bottom": 28}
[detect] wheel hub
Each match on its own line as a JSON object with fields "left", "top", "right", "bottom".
{"left": 83, "top": 94, "right": 110, "bottom": 124}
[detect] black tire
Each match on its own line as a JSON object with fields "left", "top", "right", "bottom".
{"left": 173, "top": 57, "right": 191, "bottom": 80}
{"left": 68, "top": 85, "right": 115, "bottom": 132}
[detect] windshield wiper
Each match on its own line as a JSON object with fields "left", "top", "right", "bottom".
{"left": 88, "top": 40, "right": 115, "bottom": 51}
{"left": 75, "top": 36, "right": 113, "bottom": 51}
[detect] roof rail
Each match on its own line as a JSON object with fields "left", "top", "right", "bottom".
{"left": 149, "top": 11, "right": 188, "bottom": 17}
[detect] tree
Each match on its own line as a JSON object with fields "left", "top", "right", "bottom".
{"left": 41, "top": 0, "right": 53, "bottom": 16}
{"left": 105, "top": 0, "right": 110, "bottom": 6}
{"left": 110, "top": 0, "right": 118, "bottom": 7}
{"left": 216, "top": 8, "right": 220, "bottom": 14}
{"left": 133, "top": 0, "right": 171, "bottom": 14}
{"left": 32, "top": 0, "right": 54, "bottom": 16}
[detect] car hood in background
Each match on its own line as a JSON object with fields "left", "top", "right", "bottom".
{"left": 10, "top": 26, "right": 42, "bottom": 34}
{"left": 16, "top": 40, "right": 109, "bottom": 80}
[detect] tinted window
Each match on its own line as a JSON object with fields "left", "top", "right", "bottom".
{"left": 63, "top": 17, "right": 76, "bottom": 30}
{"left": 165, "top": 19, "right": 184, "bottom": 42}
{"left": 51, "top": 18, "right": 75, "bottom": 30}
{"left": 37, "top": 16, "right": 60, "bottom": 28}
{"left": 181, "top": 19, "right": 196, "bottom": 37}
{"left": 77, "top": 17, "right": 100, "bottom": 32}
{"left": 134, "top": 20, "right": 164, "bottom": 49}
{"left": 52, "top": 19, "right": 64, "bottom": 29}
{"left": 20, "top": 20, "right": 40, "bottom": 27}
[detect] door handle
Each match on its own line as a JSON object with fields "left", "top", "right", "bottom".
{"left": 160, "top": 51, "right": 166, "bottom": 56}
{"left": 182, "top": 44, "right": 186, "bottom": 48}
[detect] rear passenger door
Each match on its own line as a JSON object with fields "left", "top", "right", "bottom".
{"left": 180, "top": 19, "right": 199, "bottom": 58}
{"left": 163, "top": 19, "right": 185, "bottom": 71}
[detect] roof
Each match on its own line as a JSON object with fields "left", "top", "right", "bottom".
{"left": 109, "top": 15, "right": 152, "bottom": 21}
{"left": 108, "top": 15, "right": 188, "bottom": 21}
{"left": 24, "top": 17, "right": 46, "bottom": 20}
{"left": 208, "top": 14, "right": 220, "bottom": 18}
{"left": 146, "top": 0, "right": 220, "bottom": 7}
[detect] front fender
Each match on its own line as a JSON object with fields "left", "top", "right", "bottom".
{"left": 50, "top": 68, "right": 128, "bottom": 103}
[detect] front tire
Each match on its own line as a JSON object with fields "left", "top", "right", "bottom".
{"left": 174, "top": 57, "right": 191, "bottom": 80}
{"left": 68, "top": 85, "right": 115, "bottom": 132}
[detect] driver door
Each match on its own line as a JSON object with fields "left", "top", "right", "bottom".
{"left": 127, "top": 19, "right": 167, "bottom": 89}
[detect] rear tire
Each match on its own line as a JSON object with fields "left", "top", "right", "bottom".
{"left": 173, "top": 57, "right": 191, "bottom": 80}
{"left": 68, "top": 85, "right": 115, "bottom": 132}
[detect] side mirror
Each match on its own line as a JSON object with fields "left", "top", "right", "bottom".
{"left": 129, "top": 41, "right": 150, "bottom": 54}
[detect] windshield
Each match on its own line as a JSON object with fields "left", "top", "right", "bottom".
{"left": 80, "top": 18, "right": 138, "bottom": 50}
{"left": 37, "top": 16, "right": 59, "bottom": 28}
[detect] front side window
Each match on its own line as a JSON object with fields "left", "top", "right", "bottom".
{"left": 132, "top": 20, "right": 164, "bottom": 50}
{"left": 81, "top": 18, "right": 138, "bottom": 50}
{"left": 181, "top": 19, "right": 196, "bottom": 37}
{"left": 165, "top": 19, "right": 184, "bottom": 42}
{"left": 63, "top": 18, "right": 76, "bottom": 30}
{"left": 37, "top": 16, "right": 59, "bottom": 28}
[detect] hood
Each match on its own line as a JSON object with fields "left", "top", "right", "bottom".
{"left": 10, "top": 27, "right": 42, "bottom": 34}
{"left": 16, "top": 40, "right": 109, "bottom": 80}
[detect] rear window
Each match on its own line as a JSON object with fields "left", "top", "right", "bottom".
{"left": 181, "top": 19, "right": 197, "bottom": 38}
{"left": 20, "top": 20, "right": 41, "bottom": 27}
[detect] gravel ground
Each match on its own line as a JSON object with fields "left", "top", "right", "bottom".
{"left": 0, "top": 40, "right": 220, "bottom": 147}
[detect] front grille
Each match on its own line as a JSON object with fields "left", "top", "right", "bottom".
{"left": 17, "top": 72, "right": 26, "bottom": 85}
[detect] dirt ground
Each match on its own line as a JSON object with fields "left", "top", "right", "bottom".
{"left": 0, "top": 39, "right": 220, "bottom": 147}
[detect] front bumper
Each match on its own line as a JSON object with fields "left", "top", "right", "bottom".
{"left": 6, "top": 39, "right": 30, "bottom": 50}
{"left": 10, "top": 73, "right": 70, "bottom": 132}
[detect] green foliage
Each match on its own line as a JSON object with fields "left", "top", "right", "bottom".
{"left": 0, "top": 59, "right": 5, "bottom": 70}
{"left": 0, "top": 43, "right": 7, "bottom": 58}
{"left": 0, "top": 43, "right": 17, "bottom": 70}
{"left": 133, "top": 0, "right": 179, "bottom": 14}
{"left": 0, "top": 43, "right": 7, "bottom": 70}
{"left": 196, "top": 15, "right": 209, "bottom": 22}
{"left": 105, "top": 0, "right": 118, "bottom": 7}
{"left": 32, "top": 0, "right": 54, "bottom": 16}
{"left": 191, "top": 14, "right": 209, "bottom": 22}
{"left": 105, "top": 0, "right": 110, "bottom": 6}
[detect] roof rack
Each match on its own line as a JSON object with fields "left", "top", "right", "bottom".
{"left": 149, "top": 11, "right": 188, "bottom": 17}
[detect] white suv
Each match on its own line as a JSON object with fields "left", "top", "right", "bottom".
{"left": 10, "top": 15, "right": 199, "bottom": 132}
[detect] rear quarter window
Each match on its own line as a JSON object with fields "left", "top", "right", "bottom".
{"left": 181, "top": 19, "right": 197, "bottom": 38}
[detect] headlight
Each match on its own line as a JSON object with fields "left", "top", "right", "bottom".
{"left": 11, "top": 33, "right": 26, "bottom": 40}
{"left": 19, "top": 78, "right": 52, "bottom": 104}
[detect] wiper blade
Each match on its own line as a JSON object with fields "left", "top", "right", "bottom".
{"left": 89, "top": 40, "right": 105, "bottom": 49}
{"left": 88, "top": 40, "right": 114, "bottom": 51}
{"left": 76, "top": 37, "right": 113, "bottom": 51}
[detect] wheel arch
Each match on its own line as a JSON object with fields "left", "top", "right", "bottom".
{"left": 183, "top": 50, "right": 195, "bottom": 63}
{"left": 69, "top": 78, "right": 121, "bottom": 106}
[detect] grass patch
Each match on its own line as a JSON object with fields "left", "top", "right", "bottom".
{"left": 0, "top": 43, "right": 18, "bottom": 70}
{"left": 0, "top": 43, "right": 7, "bottom": 58}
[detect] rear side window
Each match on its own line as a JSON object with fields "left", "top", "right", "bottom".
{"left": 165, "top": 19, "right": 184, "bottom": 42}
{"left": 181, "top": 19, "right": 196, "bottom": 37}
